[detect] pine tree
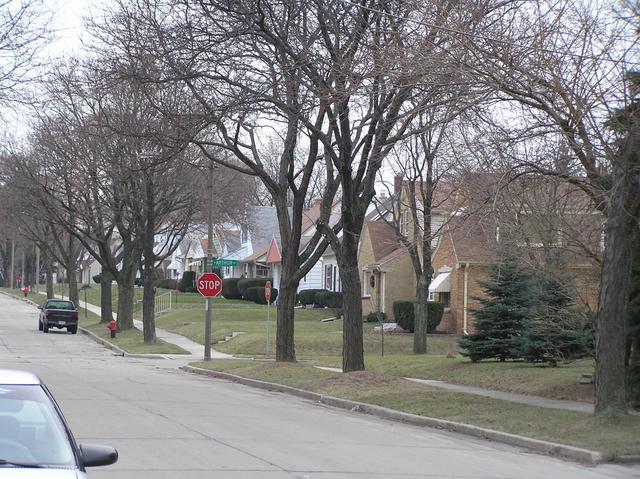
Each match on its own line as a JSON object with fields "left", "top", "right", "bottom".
{"left": 459, "top": 254, "right": 535, "bottom": 362}
{"left": 520, "top": 256, "right": 592, "bottom": 366}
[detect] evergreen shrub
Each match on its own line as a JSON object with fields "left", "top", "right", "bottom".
{"left": 393, "top": 300, "right": 444, "bottom": 332}
{"left": 314, "top": 291, "right": 343, "bottom": 308}
{"left": 248, "top": 286, "right": 279, "bottom": 304}
{"left": 365, "top": 311, "right": 387, "bottom": 323}
{"left": 158, "top": 279, "right": 179, "bottom": 290}
{"left": 179, "top": 271, "right": 197, "bottom": 293}
{"left": 237, "top": 278, "right": 271, "bottom": 299}
{"left": 297, "top": 289, "right": 327, "bottom": 305}
{"left": 222, "top": 278, "right": 243, "bottom": 299}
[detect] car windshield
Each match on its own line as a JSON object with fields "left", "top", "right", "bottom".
{"left": 44, "top": 301, "right": 75, "bottom": 311}
{"left": 0, "top": 385, "right": 75, "bottom": 468}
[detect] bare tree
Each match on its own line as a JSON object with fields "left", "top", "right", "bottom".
{"left": 456, "top": 0, "right": 637, "bottom": 414}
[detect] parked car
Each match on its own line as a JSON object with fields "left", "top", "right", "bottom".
{"left": 38, "top": 300, "right": 79, "bottom": 334}
{"left": 0, "top": 369, "right": 118, "bottom": 477}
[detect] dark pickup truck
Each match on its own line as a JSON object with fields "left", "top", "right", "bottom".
{"left": 38, "top": 299, "right": 79, "bottom": 334}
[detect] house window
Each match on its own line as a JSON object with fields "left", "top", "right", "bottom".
{"left": 362, "top": 271, "right": 372, "bottom": 297}
{"left": 256, "top": 264, "right": 270, "bottom": 277}
{"left": 241, "top": 226, "right": 249, "bottom": 244}
{"left": 439, "top": 292, "right": 451, "bottom": 308}
{"left": 400, "top": 210, "right": 409, "bottom": 237}
{"left": 324, "top": 265, "right": 333, "bottom": 291}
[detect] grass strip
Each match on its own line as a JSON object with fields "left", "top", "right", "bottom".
{"left": 191, "top": 359, "right": 640, "bottom": 458}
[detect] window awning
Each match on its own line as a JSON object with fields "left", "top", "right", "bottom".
{"left": 429, "top": 272, "right": 450, "bottom": 293}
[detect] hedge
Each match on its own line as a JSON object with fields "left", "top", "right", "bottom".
{"left": 158, "top": 278, "right": 179, "bottom": 290}
{"left": 246, "top": 286, "right": 279, "bottom": 305}
{"left": 315, "top": 291, "right": 343, "bottom": 308}
{"left": 238, "top": 277, "right": 272, "bottom": 299}
{"left": 393, "top": 300, "right": 445, "bottom": 333}
{"left": 365, "top": 311, "right": 388, "bottom": 323}
{"left": 297, "top": 289, "right": 327, "bottom": 305}
{"left": 222, "top": 278, "right": 243, "bottom": 300}
{"left": 179, "top": 271, "right": 197, "bottom": 293}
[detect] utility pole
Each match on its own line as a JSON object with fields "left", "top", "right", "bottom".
{"left": 204, "top": 162, "right": 214, "bottom": 361}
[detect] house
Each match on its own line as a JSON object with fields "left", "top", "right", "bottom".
{"left": 358, "top": 174, "right": 603, "bottom": 333}
{"left": 358, "top": 177, "right": 457, "bottom": 321}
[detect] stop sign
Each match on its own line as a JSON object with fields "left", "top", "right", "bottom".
{"left": 197, "top": 273, "right": 223, "bottom": 297}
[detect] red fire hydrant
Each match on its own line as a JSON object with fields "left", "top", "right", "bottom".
{"left": 22, "top": 286, "right": 29, "bottom": 297}
{"left": 107, "top": 319, "right": 117, "bottom": 339}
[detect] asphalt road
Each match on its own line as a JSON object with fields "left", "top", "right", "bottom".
{"left": 0, "top": 294, "right": 638, "bottom": 479}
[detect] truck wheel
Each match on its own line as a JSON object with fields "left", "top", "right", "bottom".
{"left": 43, "top": 322, "right": 49, "bottom": 333}
{"left": 68, "top": 326, "right": 77, "bottom": 334}
{"left": 38, "top": 320, "right": 43, "bottom": 331}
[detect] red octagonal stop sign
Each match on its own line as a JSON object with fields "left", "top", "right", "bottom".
{"left": 197, "top": 273, "right": 223, "bottom": 297}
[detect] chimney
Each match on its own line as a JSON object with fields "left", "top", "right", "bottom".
{"left": 394, "top": 176, "right": 403, "bottom": 194}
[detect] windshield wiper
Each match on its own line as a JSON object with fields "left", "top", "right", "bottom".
{"left": 0, "top": 459, "right": 46, "bottom": 468}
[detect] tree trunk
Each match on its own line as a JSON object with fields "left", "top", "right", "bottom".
{"left": 142, "top": 264, "right": 157, "bottom": 344}
{"left": 116, "top": 251, "right": 138, "bottom": 331}
{"left": 594, "top": 119, "right": 640, "bottom": 415}
{"left": 66, "top": 257, "right": 79, "bottom": 306}
{"left": 99, "top": 267, "right": 114, "bottom": 323}
{"left": 44, "top": 250, "right": 54, "bottom": 299}
{"left": 338, "top": 247, "right": 365, "bottom": 372}
{"left": 276, "top": 269, "right": 296, "bottom": 361}
{"left": 414, "top": 275, "right": 429, "bottom": 354}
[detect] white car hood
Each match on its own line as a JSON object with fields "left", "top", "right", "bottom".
{"left": 0, "top": 468, "right": 79, "bottom": 478}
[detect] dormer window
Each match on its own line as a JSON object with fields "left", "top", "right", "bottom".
{"left": 241, "top": 225, "right": 249, "bottom": 244}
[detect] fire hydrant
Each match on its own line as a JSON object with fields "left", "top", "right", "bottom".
{"left": 107, "top": 319, "right": 117, "bottom": 339}
{"left": 22, "top": 286, "right": 29, "bottom": 297}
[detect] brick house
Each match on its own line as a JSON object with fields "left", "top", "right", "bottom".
{"left": 359, "top": 174, "right": 603, "bottom": 333}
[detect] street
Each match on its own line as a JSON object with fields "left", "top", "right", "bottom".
{"left": 0, "top": 294, "right": 637, "bottom": 479}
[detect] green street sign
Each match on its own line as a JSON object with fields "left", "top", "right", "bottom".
{"left": 211, "top": 258, "right": 238, "bottom": 267}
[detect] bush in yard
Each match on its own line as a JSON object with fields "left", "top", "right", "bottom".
{"left": 245, "top": 286, "right": 260, "bottom": 303}
{"left": 222, "top": 278, "right": 243, "bottom": 300}
{"left": 247, "top": 286, "right": 279, "bottom": 304}
{"left": 297, "top": 289, "right": 327, "bottom": 305}
{"left": 179, "top": 271, "right": 197, "bottom": 293}
{"left": 459, "top": 255, "right": 534, "bottom": 362}
{"left": 314, "top": 291, "right": 343, "bottom": 308}
{"left": 158, "top": 278, "right": 179, "bottom": 290}
{"left": 393, "top": 300, "right": 444, "bottom": 333}
{"left": 237, "top": 278, "right": 271, "bottom": 299}
{"left": 365, "top": 311, "right": 387, "bottom": 323}
{"left": 92, "top": 274, "right": 102, "bottom": 284}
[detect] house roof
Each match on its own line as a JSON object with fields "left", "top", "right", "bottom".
{"left": 223, "top": 230, "right": 241, "bottom": 254}
{"left": 447, "top": 216, "right": 497, "bottom": 264}
{"left": 367, "top": 221, "right": 403, "bottom": 263}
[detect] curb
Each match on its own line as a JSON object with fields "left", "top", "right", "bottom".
{"left": 181, "top": 365, "right": 607, "bottom": 465}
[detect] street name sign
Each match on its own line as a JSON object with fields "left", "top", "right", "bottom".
{"left": 211, "top": 259, "right": 238, "bottom": 267}
{"left": 197, "top": 273, "right": 223, "bottom": 297}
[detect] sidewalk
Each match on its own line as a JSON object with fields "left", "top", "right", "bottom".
{"left": 39, "top": 292, "right": 232, "bottom": 359}
{"left": 315, "top": 366, "right": 599, "bottom": 414}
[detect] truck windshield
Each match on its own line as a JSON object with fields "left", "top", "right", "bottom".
{"left": 45, "top": 301, "right": 75, "bottom": 310}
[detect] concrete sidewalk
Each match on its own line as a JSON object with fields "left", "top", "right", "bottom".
{"left": 39, "top": 292, "right": 232, "bottom": 359}
{"left": 315, "top": 366, "right": 600, "bottom": 414}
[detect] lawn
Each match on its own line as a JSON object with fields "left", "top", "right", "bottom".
{"left": 154, "top": 304, "right": 458, "bottom": 358}
{"left": 0, "top": 287, "right": 188, "bottom": 355}
{"left": 190, "top": 359, "right": 640, "bottom": 458}
{"left": 15, "top": 285, "right": 596, "bottom": 404}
